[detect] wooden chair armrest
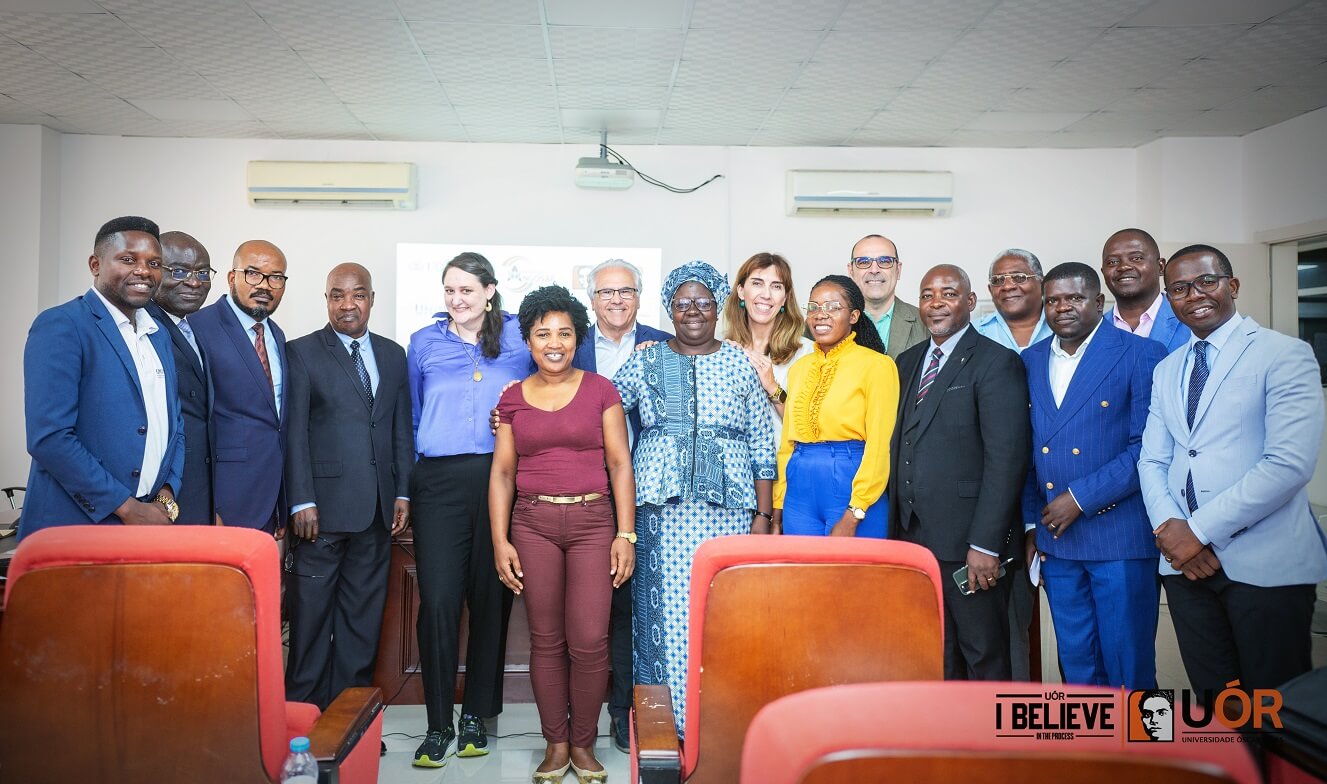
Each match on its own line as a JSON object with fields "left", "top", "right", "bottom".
{"left": 309, "top": 686, "right": 383, "bottom": 766}
{"left": 633, "top": 684, "right": 681, "bottom": 784}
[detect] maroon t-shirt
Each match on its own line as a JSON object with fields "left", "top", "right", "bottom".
{"left": 497, "top": 371, "right": 622, "bottom": 496}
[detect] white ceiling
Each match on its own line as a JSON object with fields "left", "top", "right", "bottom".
{"left": 0, "top": 0, "right": 1325, "bottom": 148}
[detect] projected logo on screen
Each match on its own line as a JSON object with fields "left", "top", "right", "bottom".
{"left": 395, "top": 243, "right": 663, "bottom": 344}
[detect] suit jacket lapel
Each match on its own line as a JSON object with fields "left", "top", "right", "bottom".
{"left": 1046, "top": 322, "right": 1119, "bottom": 439}
{"left": 219, "top": 296, "right": 279, "bottom": 420}
{"left": 909, "top": 329, "right": 976, "bottom": 439}
{"left": 889, "top": 305, "right": 917, "bottom": 356}
{"left": 86, "top": 293, "right": 145, "bottom": 406}
{"left": 1191, "top": 317, "right": 1256, "bottom": 432}
{"left": 1026, "top": 344, "right": 1057, "bottom": 427}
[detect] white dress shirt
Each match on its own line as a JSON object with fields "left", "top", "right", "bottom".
{"left": 593, "top": 323, "right": 638, "bottom": 381}
{"left": 92, "top": 288, "right": 169, "bottom": 497}
{"left": 1048, "top": 319, "right": 1102, "bottom": 407}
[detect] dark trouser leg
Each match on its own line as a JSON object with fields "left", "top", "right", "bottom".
{"left": 328, "top": 511, "right": 391, "bottom": 697}
{"left": 284, "top": 532, "right": 346, "bottom": 709}
{"left": 608, "top": 574, "right": 633, "bottom": 722}
{"left": 460, "top": 454, "right": 512, "bottom": 717}
{"left": 939, "top": 558, "right": 1012, "bottom": 681}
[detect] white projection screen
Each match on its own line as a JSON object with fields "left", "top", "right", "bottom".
{"left": 395, "top": 243, "right": 664, "bottom": 344}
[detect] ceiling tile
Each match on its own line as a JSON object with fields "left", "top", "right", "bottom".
{"left": 847, "top": 129, "right": 951, "bottom": 146}
{"left": 556, "top": 58, "right": 672, "bottom": 85}
{"left": 348, "top": 104, "right": 461, "bottom": 125}
{"left": 463, "top": 125, "right": 563, "bottom": 143}
{"left": 997, "top": 87, "right": 1137, "bottom": 112}
{"left": 1152, "top": 57, "right": 1326, "bottom": 87}
{"left": 980, "top": 0, "right": 1151, "bottom": 30}
{"left": 656, "top": 128, "right": 755, "bottom": 145}
{"left": 561, "top": 107, "right": 661, "bottom": 131}
{"left": 966, "top": 111, "right": 1088, "bottom": 130}
{"left": 674, "top": 59, "right": 803, "bottom": 87}
{"left": 129, "top": 98, "right": 250, "bottom": 121}
{"left": 748, "top": 128, "right": 852, "bottom": 145}
{"left": 101, "top": 0, "right": 253, "bottom": 12}
{"left": 1214, "top": 85, "right": 1327, "bottom": 112}
{"left": 558, "top": 83, "right": 670, "bottom": 109}
{"left": 663, "top": 108, "right": 768, "bottom": 128}
{"left": 1045, "top": 130, "right": 1161, "bottom": 148}
{"left": 1082, "top": 25, "right": 1248, "bottom": 61}
{"left": 1164, "top": 108, "right": 1301, "bottom": 133}
{"left": 429, "top": 55, "right": 552, "bottom": 84}
{"left": 119, "top": 12, "right": 286, "bottom": 49}
{"left": 549, "top": 26, "right": 682, "bottom": 60}
{"left": 779, "top": 86, "right": 901, "bottom": 113}
{"left": 364, "top": 124, "right": 471, "bottom": 141}
{"left": 689, "top": 0, "right": 844, "bottom": 31}
{"left": 263, "top": 15, "right": 415, "bottom": 52}
{"left": 665, "top": 86, "right": 785, "bottom": 111}
{"left": 2, "top": 81, "right": 122, "bottom": 116}
{"left": 165, "top": 119, "right": 273, "bottom": 138}
{"left": 862, "top": 109, "right": 981, "bottom": 130}
{"left": 1222, "top": 23, "right": 1327, "bottom": 60}
{"left": 397, "top": 0, "right": 542, "bottom": 25}
{"left": 214, "top": 78, "right": 339, "bottom": 103}
{"left": 953, "top": 27, "right": 1106, "bottom": 62}
{"left": 411, "top": 22, "right": 546, "bottom": 58}
{"left": 762, "top": 109, "right": 874, "bottom": 129}
{"left": 298, "top": 49, "right": 432, "bottom": 82}
{"left": 795, "top": 60, "right": 927, "bottom": 90}
{"left": 0, "top": 93, "right": 52, "bottom": 122}
{"left": 445, "top": 81, "right": 559, "bottom": 106}
{"left": 0, "top": 0, "right": 100, "bottom": 10}
{"left": 816, "top": 30, "right": 962, "bottom": 62}
{"left": 1035, "top": 58, "right": 1187, "bottom": 88}
{"left": 271, "top": 126, "right": 374, "bottom": 140}
{"left": 545, "top": 0, "right": 685, "bottom": 28}
{"left": 240, "top": 101, "right": 360, "bottom": 125}
{"left": 1269, "top": 0, "right": 1327, "bottom": 24}
{"left": 1063, "top": 110, "right": 1203, "bottom": 131}
{"left": 682, "top": 29, "right": 820, "bottom": 61}
{"left": 456, "top": 104, "right": 561, "bottom": 125}
{"left": 0, "top": 11, "right": 150, "bottom": 47}
{"left": 912, "top": 57, "right": 1059, "bottom": 89}
{"left": 171, "top": 46, "right": 315, "bottom": 80}
{"left": 885, "top": 86, "right": 1015, "bottom": 114}
{"left": 326, "top": 79, "right": 447, "bottom": 104}
{"left": 248, "top": 0, "right": 401, "bottom": 18}
{"left": 1105, "top": 86, "right": 1251, "bottom": 111}
{"left": 834, "top": 0, "right": 998, "bottom": 32}
{"left": 53, "top": 98, "right": 174, "bottom": 135}
{"left": 35, "top": 46, "right": 222, "bottom": 100}
{"left": 946, "top": 129, "right": 1062, "bottom": 147}
{"left": 1124, "top": 0, "right": 1303, "bottom": 26}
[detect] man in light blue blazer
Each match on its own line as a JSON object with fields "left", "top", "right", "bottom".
{"left": 1101, "top": 228, "right": 1190, "bottom": 354}
{"left": 1141, "top": 244, "right": 1327, "bottom": 698}
{"left": 20, "top": 216, "right": 185, "bottom": 538}
{"left": 1023, "top": 263, "right": 1168, "bottom": 689}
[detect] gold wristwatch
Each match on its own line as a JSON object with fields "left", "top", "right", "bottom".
{"left": 615, "top": 531, "right": 637, "bottom": 544}
{"left": 154, "top": 493, "right": 179, "bottom": 522}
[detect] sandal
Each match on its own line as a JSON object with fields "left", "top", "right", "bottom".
{"left": 570, "top": 760, "right": 608, "bottom": 783}
{"left": 532, "top": 761, "right": 570, "bottom": 783}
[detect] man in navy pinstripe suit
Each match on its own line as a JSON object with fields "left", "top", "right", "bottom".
{"left": 1022, "top": 262, "right": 1167, "bottom": 689}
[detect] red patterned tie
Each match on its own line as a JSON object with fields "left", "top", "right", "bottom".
{"left": 252, "top": 322, "right": 273, "bottom": 391}
{"left": 916, "top": 346, "right": 943, "bottom": 405}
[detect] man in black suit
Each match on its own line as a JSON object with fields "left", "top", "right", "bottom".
{"left": 890, "top": 264, "right": 1031, "bottom": 680}
{"left": 146, "top": 231, "right": 215, "bottom": 525}
{"left": 284, "top": 263, "right": 413, "bottom": 709}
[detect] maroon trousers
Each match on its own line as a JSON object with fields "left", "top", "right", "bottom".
{"left": 510, "top": 495, "right": 615, "bottom": 746}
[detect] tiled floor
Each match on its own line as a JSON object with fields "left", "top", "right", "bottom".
{"left": 379, "top": 703, "right": 627, "bottom": 784}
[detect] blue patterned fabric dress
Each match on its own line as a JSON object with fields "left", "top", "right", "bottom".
{"left": 612, "top": 341, "right": 777, "bottom": 737}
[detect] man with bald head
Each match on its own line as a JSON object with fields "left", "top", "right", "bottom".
{"left": 890, "top": 264, "right": 1030, "bottom": 679}
{"left": 189, "top": 239, "right": 290, "bottom": 531}
{"left": 284, "top": 263, "right": 413, "bottom": 708}
{"left": 146, "top": 231, "right": 217, "bottom": 525}
{"left": 848, "top": 234, "right": 928, "bottom": 360}
{"left": 1101, "top": 228, "right": 1190, "bottom": 353}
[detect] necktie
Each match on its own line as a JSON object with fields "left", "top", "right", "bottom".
{"left": 177, "top": 317, "right": 202, "bottom": 364}
{"left": 252, "top": 322, "right": 273, "bottom": 391}
{"left": 351, "top": 339, "right": 374, "bottom": 406}
{"left": 916, "top": 347, "right": 944, "bottom": 405}
{"left": 1184, "top": 341, "right": 1210, "bottom": 512}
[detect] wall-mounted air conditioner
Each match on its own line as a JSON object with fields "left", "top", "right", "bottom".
{"left": 787, "top": 170, "right": 953, "bottom": 216}
{"left": 246, "top": 161, "right": 417, "bottom": 209}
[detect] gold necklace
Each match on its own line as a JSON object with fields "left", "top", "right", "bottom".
{"left": 461, "top": 341, "right": 482, "bottom": 382}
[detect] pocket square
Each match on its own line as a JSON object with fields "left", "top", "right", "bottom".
{"left": 946, "top": 384, "right": 968, "bottom": 392}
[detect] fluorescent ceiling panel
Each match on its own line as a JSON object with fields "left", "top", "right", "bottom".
{"left": 546, "top": 0, "right": 686, "bottom": 29}
{"left": 561, "top": 108, "right": 662, "bottom": 129}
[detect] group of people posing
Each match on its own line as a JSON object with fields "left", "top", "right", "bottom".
{"left": 19, "top": 218, "right": 1327, "bottom": 784}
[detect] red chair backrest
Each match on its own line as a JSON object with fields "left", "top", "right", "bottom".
{"left": 682, "top": 535, "right": 944, "bottom": 783}
{"left": 0, "top": 526, "right": 290, "bottom": 783}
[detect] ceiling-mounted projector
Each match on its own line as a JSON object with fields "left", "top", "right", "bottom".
{"left": 575, "top": 156, "right": 634, "bottom": 190}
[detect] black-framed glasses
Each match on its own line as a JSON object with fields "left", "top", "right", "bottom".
{"left": 235, "top": 268, "right": 289, "bottom": 289}
{"left": 989, "top": 273, "right": 1038, "bottom": 286}
{"left": 1165, "top": 274, "right": 1230, "bottom": 300}
{"left": 805, "top": 300, "right": 846, "bottom": 314}
{"left": 670, "top": 297, "right": 716, "bottom": 313}
{"left": 594, "top": 287, "right": 638, "bottom": 301}
{"left": 165, "top": 266, "right": 216, "bottom": 282}
{"left": 851, "top": 255, "right": 898, "bottom": 270}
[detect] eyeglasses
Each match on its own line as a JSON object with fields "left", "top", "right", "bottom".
{"left": 1165, "top": 274, "right": 1231, "bottom": 300}
{"left": 235, "top": 268, "right": 289, "bottom": 289}
{"left": 989, "top": 273, "right": 1038, "bottom": 286}
{"left": 594, "top": 287, "right": 638, "bottom": 301}
{"left": 804, "top": 300, "right": 847, "bottom": 314}
{"left": 164, "top": 266, "right": 216, "bottom": 282}
{"left": 851, "top": 256, "right": 899, "bottom": 270}
{"left": 670, "top": 297, "right": 716, "bottom": 313}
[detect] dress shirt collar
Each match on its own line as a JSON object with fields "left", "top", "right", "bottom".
{"left": 1185, "top": 310, "right": 1242, "bottom": 354}
{"left": 226, "top": 294, "right": 266, "bottom": 333}
{"left": 926, "top": 322, "right": 970, "bottom": 358}
{"left": 1050, "top": 317, "right": 1103, "bottom": 360}
{"left": 333, "top": 327, "right": 370, "bottom": 351}
{"left": 1112, "top": 292, "right": 1164, "bottom": 335}
{"left": 90, "top": 287, "right": 157, "bottom": 336}
{"left": 594, "top": 323, "right": 637, "bottom": 347}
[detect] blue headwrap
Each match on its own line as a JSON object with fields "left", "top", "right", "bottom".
{"left": 661, "top": 260, "right": 731, "bottom": 309}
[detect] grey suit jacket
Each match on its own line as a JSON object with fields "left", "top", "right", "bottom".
{"left": 886, "top": 299, "right": 929, "bottom": 361}
{"left": 1138, "top": 315, "right": 1327, "bottom": 587}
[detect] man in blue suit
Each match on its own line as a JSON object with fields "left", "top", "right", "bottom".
{"left": 1142, "top": 244, "right": 1327, "bottom": 698}
{"left": 20, "top": 216, "right": 185, "bottom": 538}
{"left": 189, "top": 239, "right": 289, "bottom": 532}
{"left": 572, "top": 258, "right": 670, "bottom": 752}
{"left": 1022, "top": 263, "right": 1167, "bottom": 689}
{"left": 146, "top": 231, "right": 216, "bottom": 525}
{"left": 1101, "top": 228, "right": 1190, "bottom": 354}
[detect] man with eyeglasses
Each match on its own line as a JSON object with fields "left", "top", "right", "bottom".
{"left": 189, "top": 240, "right": 290, "bottom": 533}
{"left": 19, "top": 216, "right": 184, "bottom": 538}
{"left": 1100, "top": 228, "right": 1190, "bottom": 353}
{"left": 146, "top": 231, "right": 217, "bottom": 525}
{"left": 571, "top": 258, "right": 670, "bottom": 753}
{"left": 847, "top": 234, "right": 928, "bottom": 360}
{"left": 976, "top": 249, "right": 1053, "bottom": 354}
{"left": 1140, "top": 244, "right": 1327, "bottom": 703}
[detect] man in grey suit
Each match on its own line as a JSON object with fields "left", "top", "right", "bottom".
{"left": 284, "top": 262, "right": 413, "bottom": 708}
{"left": 1140, "top": 244, "right": 1327, "bottom": 698}
{"left": 848, "top": 234, "right": 928, "bottom": 360}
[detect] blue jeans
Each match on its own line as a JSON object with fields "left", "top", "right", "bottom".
{"left": 782, "top": 441, "right": 887, "bottom": 538}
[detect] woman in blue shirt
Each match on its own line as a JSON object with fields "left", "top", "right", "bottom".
{"left": 407, "top": 252, "right": 534, "bottom": 768}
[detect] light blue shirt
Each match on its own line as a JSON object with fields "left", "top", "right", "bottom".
{"left": 593, "top": 324, "right": 638, "bottom": 382}
{"left": 975, "top": 311, "right": 1053, "bottom": 354}
{"left": 334, "top": 329, "right": 379, "bottom": 395}
{"left": 225, "top": 295, "right": 282, "bottom": 413}
{"left": 1177, "top": 311, "right": 1243, "bottom": 548}
{"left": 871, "top": 302, "right": 896, "bottom": 353}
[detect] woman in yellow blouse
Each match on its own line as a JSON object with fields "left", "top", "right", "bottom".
{"left": 773, "top": 274, "right": 898, "bottom": 538}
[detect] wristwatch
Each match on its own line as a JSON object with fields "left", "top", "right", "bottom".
{"left": 767, "top": 386, "right": 787, "bottom": 404}
{"left": 615, "top": 531, "right": 637, "bottom": 544}
{"left": 154, "top": 493, "right": 179, "bottom": 522}
{"left": 847, "top": 506, "right": 866, "bottom": 521}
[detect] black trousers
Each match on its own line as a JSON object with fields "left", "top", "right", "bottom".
{"left": 938, "top": 558, "right": 1013, "bottom": 681}
{"left": 411, "top": 454, "right": 514, "bottom": 730}
{"left": 284, "top": 507, "right": 390, "bottom": 709}
{"left": 1163, "top": 571, "right": 1316, "bottom": 696}
{"left": 607, "top": 575, "right": 633, "bottom": 721}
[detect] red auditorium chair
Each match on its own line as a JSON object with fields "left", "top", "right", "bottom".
{"left": 631, "top": 535, "right": 944, "bottom": 784}
{"left": 741, "top": 682, "right": 1261, "bottom": 784}
{"left": 0, "top": 526, "right": 383, "bottom": 783}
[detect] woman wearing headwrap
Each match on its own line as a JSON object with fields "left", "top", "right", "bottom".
{"left": 611, "top": 260, "right": 777, "bottom": 738}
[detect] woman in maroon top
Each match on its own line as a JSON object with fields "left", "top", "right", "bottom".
{"left": 491, "top": 285, "right": 636, "bottom": 784}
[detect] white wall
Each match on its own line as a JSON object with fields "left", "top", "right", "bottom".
{"left": 1244, "top": 106, "right": 1327, "bottom": 238}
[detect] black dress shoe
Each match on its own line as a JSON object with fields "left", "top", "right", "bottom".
{"left": 381, "top": 740, "right": 387, "bottom": 757}
{"left": 610, "top": 716, "right": 629, "bottom": 754}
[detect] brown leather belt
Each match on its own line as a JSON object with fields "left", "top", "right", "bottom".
{"left": 531, "top": 492, "right": 605, "bottom": 504}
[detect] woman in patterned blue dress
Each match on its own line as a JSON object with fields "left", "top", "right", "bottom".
{"left": 611, "top": 261, "right": 777, "bottom": 738}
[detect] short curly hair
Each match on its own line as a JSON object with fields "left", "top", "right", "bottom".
{"left": 517, "top": 284, "right": 591, "bottom": 346}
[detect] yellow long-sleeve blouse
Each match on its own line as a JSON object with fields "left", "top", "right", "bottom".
{"left": 773, "top": 332, "right": 899, "bottom": 511}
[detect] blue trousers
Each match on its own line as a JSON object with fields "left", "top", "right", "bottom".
{"left": 1042, "top": 556, "right": 1159, "bottom": 690}
{"left": 782, "top": 441, "right": 886, "bottom": 538}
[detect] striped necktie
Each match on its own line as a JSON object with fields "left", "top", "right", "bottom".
{"left": 916, "top": 347, "right": 944, "bottom": 405}
{"left": 1184, "top": 340, "right": 1210, "bottom": 512}
{"left": 252, "top": 322, "right": 273, "bottom": 391}
{"left": 351, "top": 339, "right": 374, "bottom": 406}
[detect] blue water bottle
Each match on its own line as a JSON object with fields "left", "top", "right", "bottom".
{"left": 280, "top": 736, "right": 319, "bottom": 784}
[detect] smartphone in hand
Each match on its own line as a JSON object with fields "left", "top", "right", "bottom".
{"left": 953, "top": 557, "right": 1015, "bottom": 596}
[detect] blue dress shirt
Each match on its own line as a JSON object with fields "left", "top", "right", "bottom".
{"left": 225, "top": 295, "right": 283, "bottom": 412}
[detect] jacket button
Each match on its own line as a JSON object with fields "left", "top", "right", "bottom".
{"left": 1046, "top": 482, "right": 1054, "bottom": 489}
{"left": 1041, "top": 446, "right": 1049, "bottom": 454}
{"left": 371, "top": 423, "right": 376, "bottom": 428}
{"left": 904, "top": 440, "right": 911, "bottom": 446}
{"left": 189, "top": 390, "right": 197, "bottom": 399}
{"left": 137, "top": 426, "right": 147, "bottom": 434}
{"left": 1072, "top": 448, "right": 1080, "bottom": 455}
{"left": 131, "top": 469, "right": 140, "bottom": 478}
{"left": 1100, "top": 400, "right": 1109, "bottom": 408}
{"left": 1188, "top": 449, "right": 1197, "bottom": 457}
{"left": 904, "top": 479, "right": 911, "bottom": 485}
{"left": 370, "top": 459, "right": 377, "bottom": 465}
{"left": 204, "top": 457, "right": 211, "bottom": 464}
{"left": 904, "top": 460, "right": 910, "bottom": 466}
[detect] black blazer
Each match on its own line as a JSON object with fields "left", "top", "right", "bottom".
{"left": 889, "top": 327, "right": 1031, "bottom": 562}
{"left": 284, "top": 325, "right": 413, "bottom": 533}
{"left": 146, "top": 301, "right": 215, "bottom": 525}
